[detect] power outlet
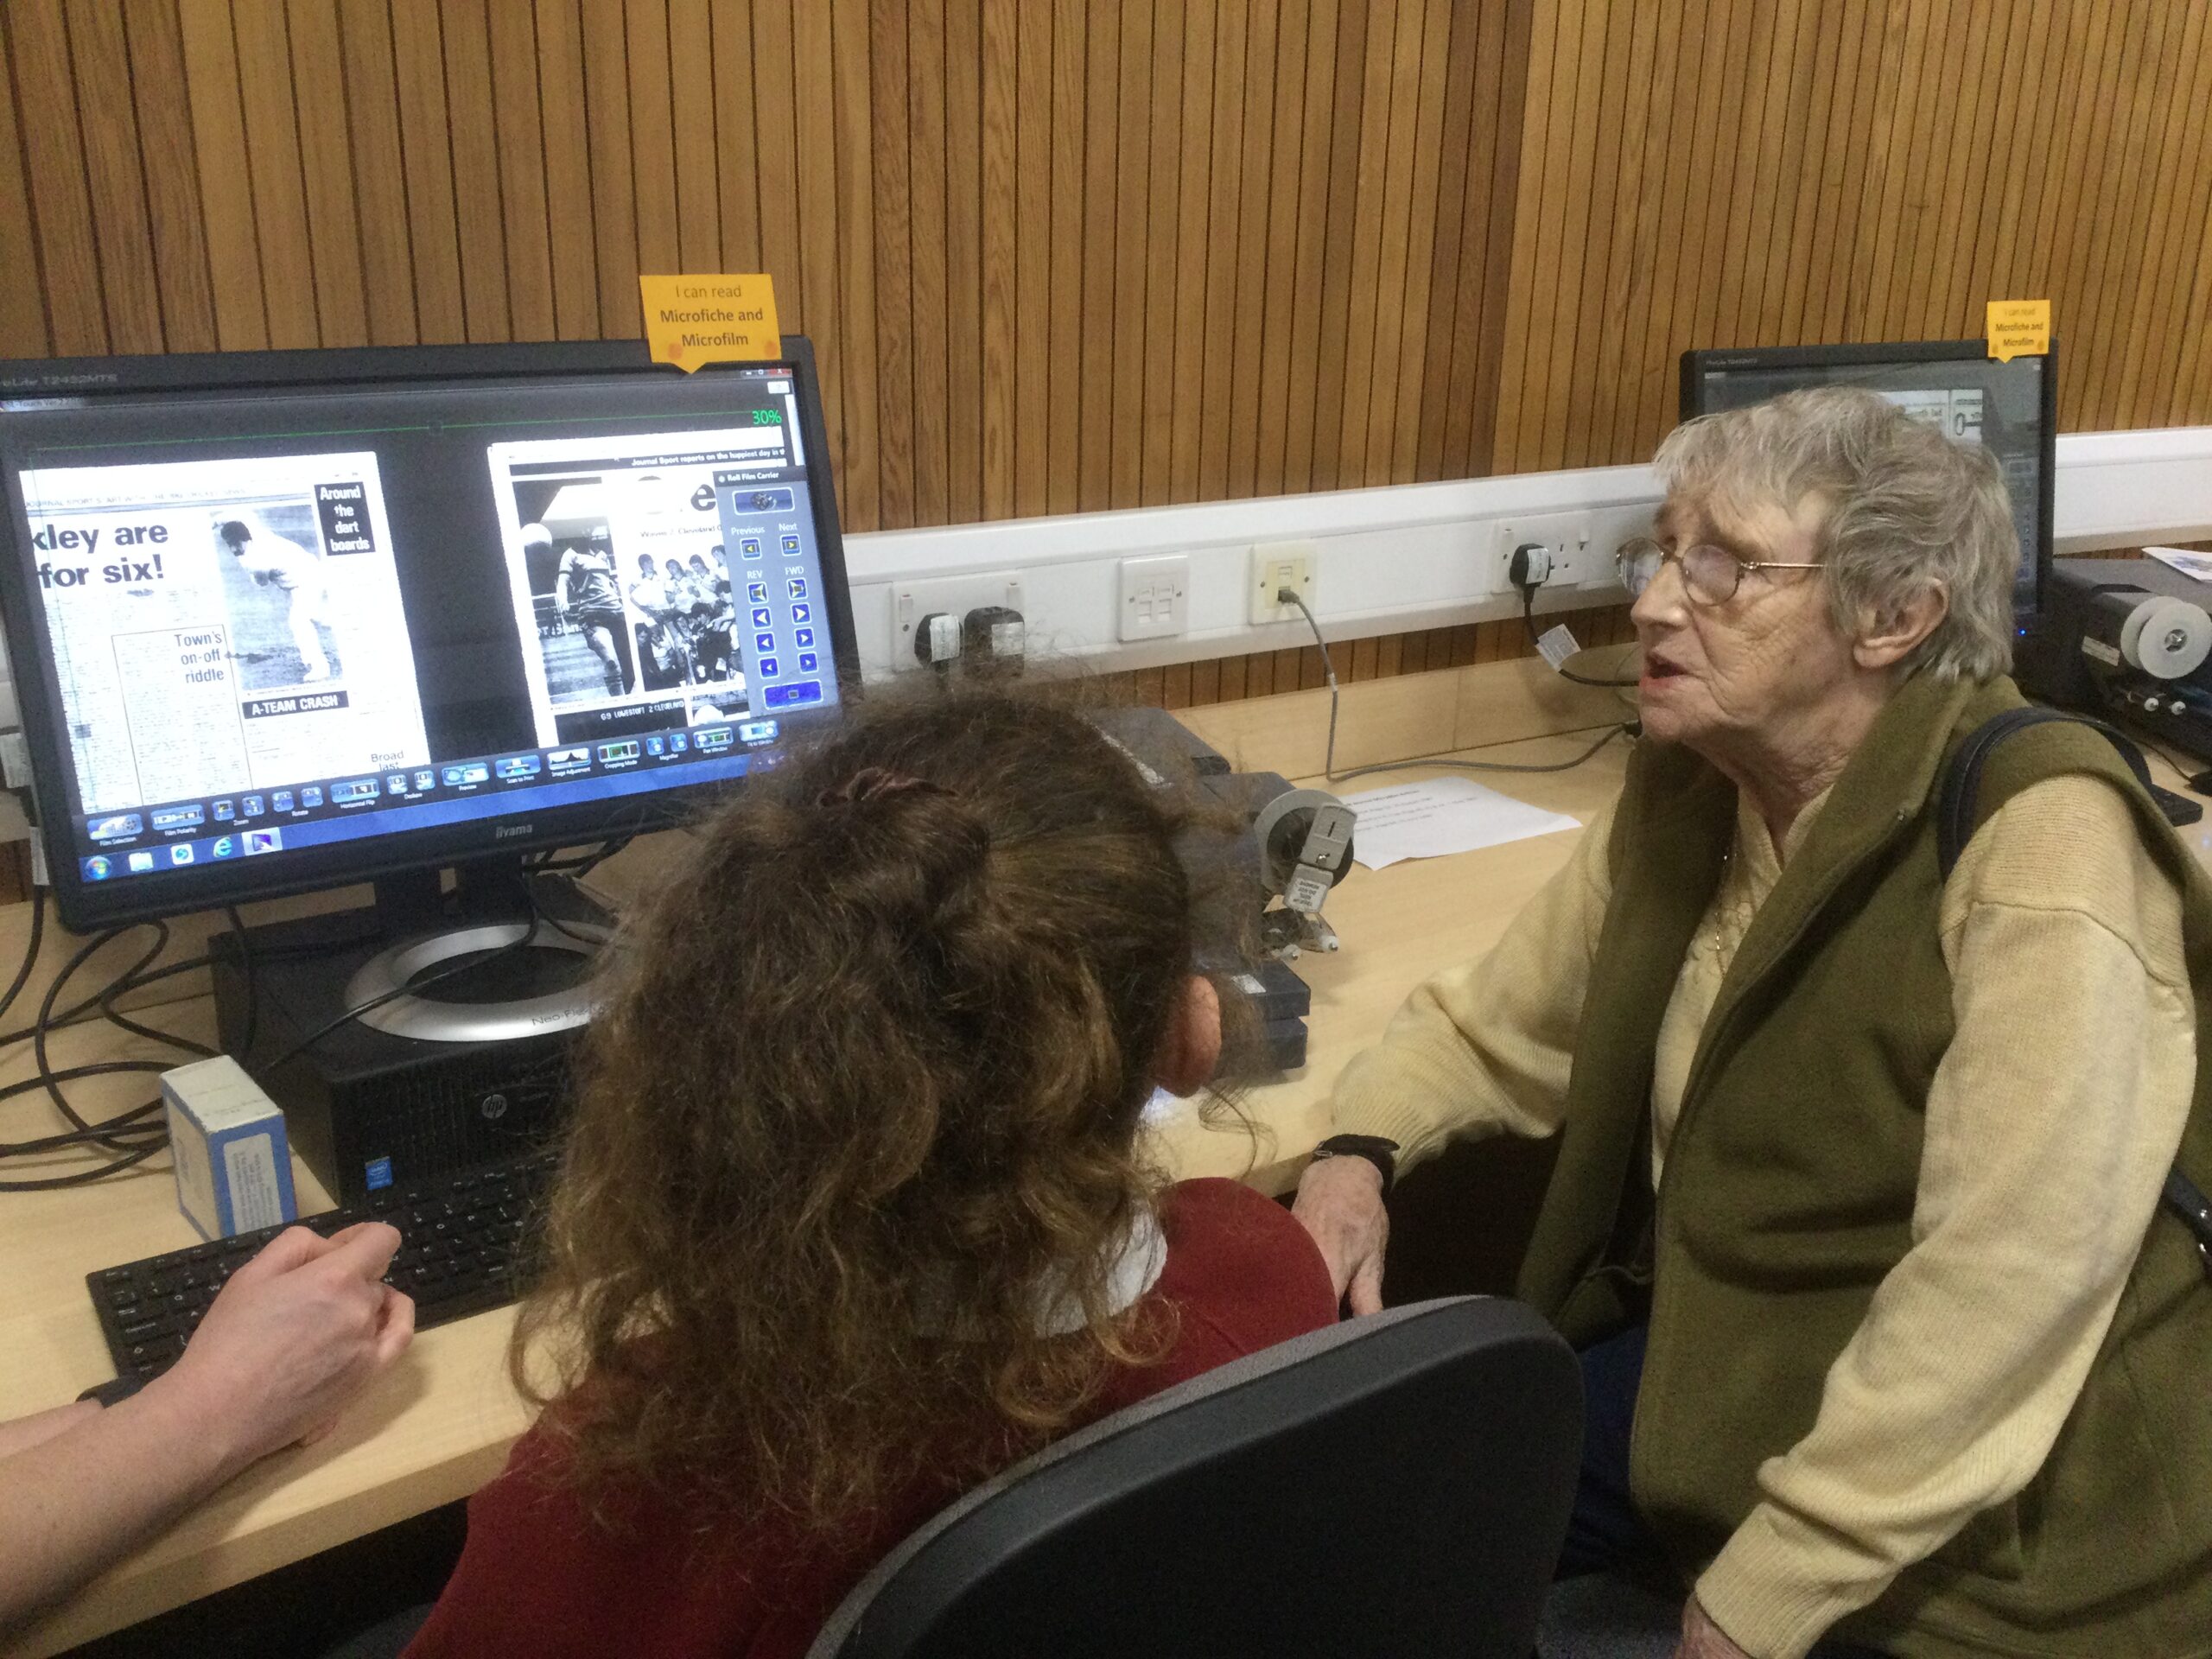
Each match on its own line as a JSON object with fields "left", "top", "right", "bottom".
{"left": 1119, "top": 554, "right": 1191, "bottom": 641}
{"left": 889, "top": 571, "right": 1026, "bottom": 670}
{"left": 1491, "top": 513, "right": 1592, "bottom": 593}
{"left": 1249, "top": 542, "right": 1318, "bottom": 624}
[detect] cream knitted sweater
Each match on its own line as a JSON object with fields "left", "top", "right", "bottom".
{"left": 1326, "top": 773, "right": 2196, "bottom": 1659}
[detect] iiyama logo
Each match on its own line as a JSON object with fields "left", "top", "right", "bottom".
{"left": 493, "top": 823, "right": 534, "bottom": 841}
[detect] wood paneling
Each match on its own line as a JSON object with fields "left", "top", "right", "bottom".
{"left": 5, "top": 0, "right": 2210, "bottom": 703}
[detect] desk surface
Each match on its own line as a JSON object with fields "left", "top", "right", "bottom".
{"left": 0, "top": 678, "right": 1633, "bottom": 1654}
{"left": 10, "top": 683, "right": 2197, "bottom": 1656}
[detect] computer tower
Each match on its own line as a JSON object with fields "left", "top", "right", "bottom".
{"left": 211, "top": 911, "right": 579, "bottom": 1202}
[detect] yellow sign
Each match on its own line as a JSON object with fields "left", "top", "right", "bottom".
{"left": 1986, "top": 298, "right": 2050, "bottom": 363}
{"left": 639, "top": 274, "right": 780, "bottom": 372}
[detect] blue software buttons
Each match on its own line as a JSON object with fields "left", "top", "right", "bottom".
{"left": 762, "top": 680, "right": 823, "bottom": 709}
{"left": 754, "top": 632, "right": 776, "bottom": 654}
{"left": 798, "top": 652, "right": 818, "bottom": 672}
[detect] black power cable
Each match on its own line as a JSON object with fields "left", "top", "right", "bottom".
{"left": 1280, "top": 588, "right": 1637, "bottom": 787}
{"left": 1517, "top": 587, "right": 1641, "bottom": 690}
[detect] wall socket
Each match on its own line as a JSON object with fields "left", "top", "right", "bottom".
{"left": 1249, "top": 541, "right": 1318, "bottom": 624}
{"left": 1491, "top": 513, "right": 1592, "bottom": 591}
{"left": 888, "top": 571, "right": 1026, "bottom": 670}
{"left": 1118, "top": 553, "right": 1190, "bottom": 640}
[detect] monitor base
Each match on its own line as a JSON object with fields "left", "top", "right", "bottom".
{"left": 344, "top": 916, "right": 608, "bottom": 1045}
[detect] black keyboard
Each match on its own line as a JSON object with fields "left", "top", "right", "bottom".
{"left": 85, "top": 1147, "right": 556, "bottom": 1384}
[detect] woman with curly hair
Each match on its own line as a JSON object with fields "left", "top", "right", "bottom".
{"left": 404, "top": 690, "right": 1336, "bottom": 1658}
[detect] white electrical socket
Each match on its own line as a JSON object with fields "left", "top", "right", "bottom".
{"left": 1491, "top": 513, "right": 1593, "bottom": 592}
{"left": 1249, "top": 541, "right": 1318, "bottom": 624}
{"left": 888, "top": 571, "right": 1027, "bottom": 670}
{"left": 1118, "top": 554, "right": 1191, "bottom": 641}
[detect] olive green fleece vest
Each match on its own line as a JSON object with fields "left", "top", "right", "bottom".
{"left": 1514, "top": 671, "right": 2212, "bottom": 1658}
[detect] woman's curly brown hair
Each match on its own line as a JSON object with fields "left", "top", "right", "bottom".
{"left": 511, "top": 688, "right": 1216, "bottom": 1532}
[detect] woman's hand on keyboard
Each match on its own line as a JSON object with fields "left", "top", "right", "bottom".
{"left": 153, "top": 1222, "right": 416, "bottom": 1473}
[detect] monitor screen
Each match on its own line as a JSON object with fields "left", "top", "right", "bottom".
{"left": 0, "top": 340, "right": 855, "bottom": 928}
{"left": 1680, "top": 340, "right": 2056, "bottom": 628}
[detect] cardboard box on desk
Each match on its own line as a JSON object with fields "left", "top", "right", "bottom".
{"left": 162, "top": 1054, "right": 298, "bottom": 1240}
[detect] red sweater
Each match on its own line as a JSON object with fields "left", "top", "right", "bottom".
{"left": 404, "top": 1178, "right": 1336, "bottom": 1659}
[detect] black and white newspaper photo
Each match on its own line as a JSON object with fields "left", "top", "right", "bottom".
{"left": 488, "top": 428, "right": 769, "bottom": 747}
{"left": 16, "top": 452, "right": 433, "bottom": 816}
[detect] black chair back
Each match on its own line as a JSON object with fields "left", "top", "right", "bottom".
{"left": 807, "top": 1295, "right": 1583, "bottom": 1659}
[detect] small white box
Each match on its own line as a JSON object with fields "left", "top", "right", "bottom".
{"left": 162, "top": 1056, "right": 297, "bottom": 1242}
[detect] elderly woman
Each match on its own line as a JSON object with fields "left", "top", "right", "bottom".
{"left": 1295, "top": 387, "right": 2212, "bottom": 1659}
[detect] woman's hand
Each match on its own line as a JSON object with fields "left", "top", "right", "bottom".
{"left": 1290, "top": 1155, "right": 1389, "bottom": 1315}
{"left": 1674, "top": 1596, "right": 1754, "bottom": 1659}
{"left": 151, "top": 1221, "right": 415, "bottom": 1472}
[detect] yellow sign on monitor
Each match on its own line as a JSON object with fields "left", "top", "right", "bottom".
{"left": 639, "top": 274, "right": 780, "bottom": 372}
{"left": 1986, "top": 299, "right": 2050, "bottom": 363}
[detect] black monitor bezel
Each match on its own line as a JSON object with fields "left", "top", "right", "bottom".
{"left": 0, "top": 336, "right": 857, "bottom": 931}
{"left": 1676, "top": 336, "right": 2059, "bottom": 625}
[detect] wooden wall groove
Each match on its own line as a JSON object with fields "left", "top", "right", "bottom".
{"left": 3, "top": 0, "right": 2210, "bottom": 704}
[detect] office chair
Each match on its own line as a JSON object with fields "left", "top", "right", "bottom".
{"left": 807, "top": 1296, "right": 1583, "bottom": 1659}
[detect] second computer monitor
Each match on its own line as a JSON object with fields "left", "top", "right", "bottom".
{"left": 1679, "top": 339, "right": 2057, "bottom": 633}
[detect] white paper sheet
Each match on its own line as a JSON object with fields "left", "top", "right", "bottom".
{"left": 1341, "top": 775, "right": 1582, "bottom": 870}
{"left": 2145, "top": 547, "right": 2212, "bottom": 584}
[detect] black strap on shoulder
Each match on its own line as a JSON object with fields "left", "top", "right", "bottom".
{"left": 1936, "top": 706, "right": 2155, "bottom": 882}
{"left": 1938, "top": 708, "right": 2211, "bottom": 1281}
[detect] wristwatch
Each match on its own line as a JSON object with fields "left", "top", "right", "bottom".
{"left": 76, "top": 1375, "right": 146, "bottom": 1409}
{"left": 1307, "top": 1133, "right": 1400, "bottom": 1198}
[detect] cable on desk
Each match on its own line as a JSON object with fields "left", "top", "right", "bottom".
{"left": 30, "top": 923, "right": 179, "bottom": 1157}
{"left": 1518, "top": 588, "right": 1642, "bottom": 690}
{"left": 1281, "top": 588, "right": 1639, "bottom": 787}
{"left": 0, "top": 915, "right": 226, "bottom": 1189}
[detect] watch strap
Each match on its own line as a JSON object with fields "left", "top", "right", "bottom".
{"left": 1310, "top": 1133, "right": 1400, "bottom": 1197}
{"left": 77, "top": 1374, "right": 147, "bottom": 1409}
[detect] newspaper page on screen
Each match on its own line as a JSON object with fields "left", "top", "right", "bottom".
{"left": 486, "top": 425, "right": 787, "bottom": 747}
{"left": 16, "top": 452, "right": 433, "bottom": 816}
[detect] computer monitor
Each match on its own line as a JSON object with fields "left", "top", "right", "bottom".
{"left": 0, "top": 339, "right": 856, "bottom": 934}
{"left": 1679, "top": 339, "right": 2058, "bottom": 633}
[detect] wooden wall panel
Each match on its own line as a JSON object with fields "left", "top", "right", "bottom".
{"left": 8, "top": 0, "right": 2212, "bottom": 700}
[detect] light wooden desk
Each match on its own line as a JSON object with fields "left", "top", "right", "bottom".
{"left": 0, "top": 671, "right": 1629, "bottom": 1655}
{"left": 16, "top": 658, "right": 2196, "bottom": 1656}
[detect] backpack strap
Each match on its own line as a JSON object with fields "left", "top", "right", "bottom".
{"left": 1936, "top": 706, "right": 2156, "bottom": 882}
{"left": 1937, "top": 707, "right": 2212, "bottom": 1280}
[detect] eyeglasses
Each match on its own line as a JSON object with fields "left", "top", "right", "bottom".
{"left": 1615, "top": 537, "right": 1824, "bottom": 606}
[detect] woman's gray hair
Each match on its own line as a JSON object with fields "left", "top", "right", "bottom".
{"left": 1651, "top": 385, "right": 2018, "bottom": 682}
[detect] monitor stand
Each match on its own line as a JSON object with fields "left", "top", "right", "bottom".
{"left": 335, "top": 861, "right": 612, "bottom": 1046}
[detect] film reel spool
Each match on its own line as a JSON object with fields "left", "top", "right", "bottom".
{"left": 2119, "top": 594, "right": 2212, "bottom": 681}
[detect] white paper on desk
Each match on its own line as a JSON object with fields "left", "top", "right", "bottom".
{"left": 2145, "top": 547, "right": 2212, "bottom": 583}
{"left": 1341, "top": 775, "right": 1581, "bottom": 870}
